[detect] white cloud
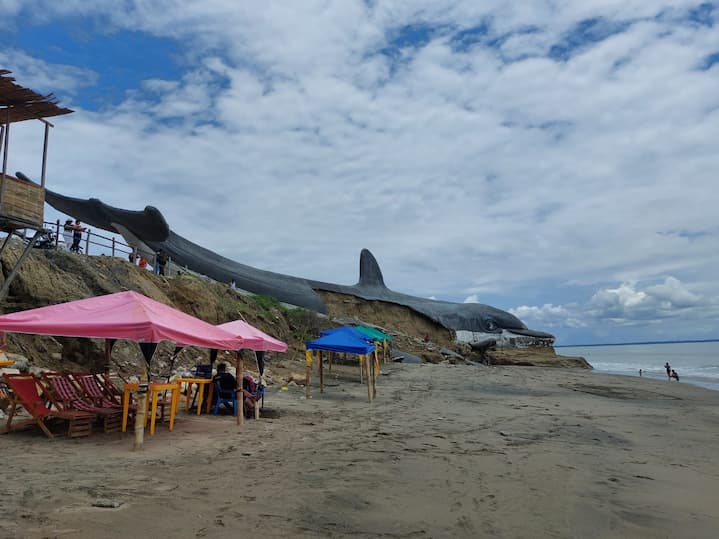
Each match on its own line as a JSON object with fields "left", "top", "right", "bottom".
{"left": 589, "top": 277, "right": 705, "bottom": 320}
{"left": 463, "top": 294, "right": 480, "bottom": 304}
{"left": 2, "top": 1, "right": 718, "bottom": 343}
{"left": 512, "top": 276, "right": 717, "bottom": 342}
{"left": 510, "top": 304, "right": 586, "bottom": 329}
{"left": 0, "top": 49, "right": 98, "bottom": 95}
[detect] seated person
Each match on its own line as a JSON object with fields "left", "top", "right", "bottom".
{"left": 213, "top": 362, "right": 236, "bottom": 391}
{"left": 241, "top": 374, "right": 260, "bottom": 417}
{"left": 212, "top": 363, "right": 259, "bottom": 415}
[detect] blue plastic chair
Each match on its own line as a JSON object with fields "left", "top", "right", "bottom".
{"left": 212, "top": 379, "right": 237, "bottom": 416}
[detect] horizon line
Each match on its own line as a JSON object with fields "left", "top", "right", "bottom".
{"left": 556, "top": 338, "right": 719, "bottom": 348}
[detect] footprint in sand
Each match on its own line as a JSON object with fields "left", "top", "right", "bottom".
{"left": 456, "top": 515, "right": 475, "bottom": 533}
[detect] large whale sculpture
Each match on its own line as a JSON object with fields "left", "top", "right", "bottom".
{"left": 44, "top": 188, "right": 554, "bottom": 345}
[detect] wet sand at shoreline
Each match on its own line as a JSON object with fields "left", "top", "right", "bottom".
{"left": 2, "top": 364, "right": 719, "bottom": 538}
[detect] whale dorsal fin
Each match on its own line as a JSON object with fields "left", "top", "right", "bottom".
{"left": 358, "top": 249, "right": 386, "bottom": 288}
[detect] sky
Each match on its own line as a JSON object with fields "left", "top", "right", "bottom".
{"left": 1, "top": 1, "right": 718, "bottom": 345}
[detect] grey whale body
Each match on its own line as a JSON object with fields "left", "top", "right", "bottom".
{"left": 44, "top": 189, "right": 554, "bottom": 342}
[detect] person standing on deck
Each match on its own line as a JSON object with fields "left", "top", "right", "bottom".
{"left": 62, "top": 219, "right": 74, "bottom": 250}
{"left": 70, "top": 219, "right": 85, "bottom": 253}
{"left": 156, "top": 250, "right": 169, "bottom": 276}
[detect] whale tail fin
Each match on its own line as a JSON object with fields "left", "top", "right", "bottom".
{"left": 357, "top": 249, "right": 386, "bottom": 288}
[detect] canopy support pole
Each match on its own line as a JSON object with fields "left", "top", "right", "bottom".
{"left": 373, "top": 349, "right": 378, "bottom": 399}
{"left": 236, "top": 351, "right": 244, "bottom": 427}
{"left": 319, "top": 350, "right": 324, "bottom": 393}
{"left": 133, "top": 365, "right": 149, "bottom": 451}
{"left": 304, "top": 349, "right": 312, "bottom": 400}
{"left": 103, "top": 339, "right": 115, "bottom": 375}
{"left": 365, "top": 354, "right": 373, "bottom": 402}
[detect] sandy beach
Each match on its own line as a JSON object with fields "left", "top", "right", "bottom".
{"left": 2, "top": 363, "right": 719, "bottom": 539}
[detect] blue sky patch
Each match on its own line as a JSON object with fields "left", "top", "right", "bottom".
{"left": 687, "top": 2, "right": 716, "bottom": 27}
{"left": 449, "top": 22, "right": 491, "bottom": 52}
{"left": 699, "top": 51, "right": 719, "bottom": 70}
{"left": 549, "top": 17, "right": 632, "bottom": 61}
{"left": 8, "top": 17, "right": 181, "bottom": 110}
{"left": 384, "top": 22, "right": 446, "bottom": 51}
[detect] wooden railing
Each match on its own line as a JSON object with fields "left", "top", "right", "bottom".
{"left": 41, "top": 220, "right": 197, "bottom": 278}
{"left": 46, "top": 219, "right": 135, "bottom": 259}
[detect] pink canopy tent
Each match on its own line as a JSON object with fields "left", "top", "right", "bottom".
{"left": 217, "top": 319, "right": 287, "bottom": 426}
{"left": 0, "top": 291, "right": 249, "bottom": 448}
{"left": 217, "top": 320, "right": 288, "bottom": 352}
{"left": 0, "top": 290, "right": 244, "bottom": 350}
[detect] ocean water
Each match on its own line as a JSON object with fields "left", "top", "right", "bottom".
{"left": 558, "top": 341, "right": 719, "bottom": 392}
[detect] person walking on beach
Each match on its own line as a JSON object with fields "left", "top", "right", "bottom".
{"left": 639, "top": 369, "right": 643, "bottom": 377}
{"left": 665, "top": 362, "right": 671, "bottom": 380}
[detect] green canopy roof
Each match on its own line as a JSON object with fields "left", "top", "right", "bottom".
{"left": 354, "top": 325, "right": 392, "bottom": 342}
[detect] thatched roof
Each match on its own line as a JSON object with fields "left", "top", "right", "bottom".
{"left": 0, "top": 69, "right": 74, "bottom": 124}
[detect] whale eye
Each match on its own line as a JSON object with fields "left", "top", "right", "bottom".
{"left": 485, "top": 319, "right": 498, "bottom": 331}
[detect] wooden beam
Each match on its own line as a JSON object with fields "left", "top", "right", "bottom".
{"left": 40, "top": 122, "right": 50, "bottom": 187}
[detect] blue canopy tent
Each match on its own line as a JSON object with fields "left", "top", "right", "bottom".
{"left": 318, "top": 326, "right": 383, "bottom": 385}
{"left": 306, "top": 327, "right": 376, "bottom": 401}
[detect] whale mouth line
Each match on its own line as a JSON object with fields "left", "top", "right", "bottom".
{"left": 506, "top": 328, "right": 555, "bottom": 339}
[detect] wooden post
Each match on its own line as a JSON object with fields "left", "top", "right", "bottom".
{"left": 54, "top": 219, "right": 60, "bottom": 249}
{"left": 305, "top": 349, "right": 312, "bottom": 399}
{"left": 111, "top": 236, "right": 116, "bottom": 257}
{"left": 235, "top": 352, "right": 241, "bottom": 426}
{"left": 133, "top": 366, "right": 149, "bottom": 450}
{"left": 255, "top": 351, "right": 262, "bottom": 420}
{"left": 319, "top": 350, "right": 324, "bottom": 393}
{"left": 104, "top": 339, "right": 112, "bottom": 375}
{"left": 85, "top": 229, "right": 91, "bottom": 255}
{"left": 238, "top": 354, "right": 245, "bottom": 426}
{"left": 365, "top": 354, "right": 373, "bottom": 402}
{"left": 0, "top": 230, "right": 42, "bottom": 301}
{"left": 1, "top": 110, "right": 9, "bottom": 204}
{"left": 0, "top": 233, "right": 11, "bottom": 258}
{"left": 40, "top": 121, "right": 50, "bottom": 187}
{"left": 373, "top": 349, "right": 378, "bottom": 399}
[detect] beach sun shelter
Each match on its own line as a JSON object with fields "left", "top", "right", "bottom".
{"left": 217, "top": 319, "right": 288, "bottom": 424}
{"left": 353, "top": 325, "right": 392, "bottom": 364}
{"left": 217, "top": 320, "right": 288, "bottom": 353}
{"left": 0, "top": 290, "right": 245, "bottom": 447}
{"left": 306, "top": 326, "right": 375, "bottom": 401}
